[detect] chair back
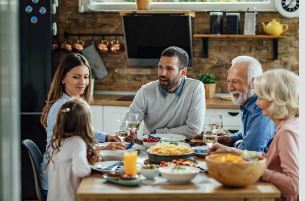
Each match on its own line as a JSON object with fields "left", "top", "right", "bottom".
{"left": 22, "top": 139, "right": 46, "bottom": 201}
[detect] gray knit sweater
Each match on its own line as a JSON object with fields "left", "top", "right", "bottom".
{"left": 125, "top": 77, "right": 205, "bottom": 139}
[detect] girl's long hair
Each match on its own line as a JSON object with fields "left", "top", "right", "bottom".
{"left": 40, "top": 53, "right": 92, "bottom": 128}
{"left": 47, "top": 98, "right": 98, "bottom": 165}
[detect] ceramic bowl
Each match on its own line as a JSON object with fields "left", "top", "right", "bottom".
{"left": 159, "top": 166, "right": 200, "bottom": 184}
{"left": 140, "top": 168, "right": 159, "bottom": 180}
{"left": 205, "top": 153, "right": 266, "bottom": 187}
{"left": 143, "top": 141, "right": 159, "bottom": 149}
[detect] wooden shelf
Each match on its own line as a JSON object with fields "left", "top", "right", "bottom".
{"left": 119, "top": 10, "right": 195, "bottom": 17}
{"left": 193, "top": 34, "right": 286, "bottom": 39}
{"left": 193, "top": 34, "right": 287, "bottom": 59}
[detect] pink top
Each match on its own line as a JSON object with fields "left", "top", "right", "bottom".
{"left": 261, "top": 117, "right": 299, "bottom": 201}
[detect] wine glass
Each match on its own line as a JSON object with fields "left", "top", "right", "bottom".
{"left": 208, "top": 114, "right": 223, "bottom": 130}
{"left": 203, "top": 126, "right": 218, "bottom": 148}
{"left": 127, "top": 113, "right": 140, "bottom": 131}
{"left": 115, "top": 120, "right": 129, "bottom": 142}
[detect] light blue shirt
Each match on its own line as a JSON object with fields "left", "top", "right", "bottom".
{"left": 39, "top": 93, "right": 107, "bottom": 190}
{"left": 159, "top": 76, "right": 186, "bottom": 97}
{"left": 231, "top": 95, "right": 275, "bottom": 152}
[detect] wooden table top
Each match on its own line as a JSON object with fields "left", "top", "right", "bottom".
{"left": 77, "top": 150, "right": 280, "bottom": 201}
{"left": 77, "top": 174, "right": 280, "bottom": 201}
{"left": 90, "top": 94, "right": 239, "bottom": 109}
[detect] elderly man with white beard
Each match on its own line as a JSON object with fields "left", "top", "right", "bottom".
{"left": 218, "top": 56, "right": 275, "bottom": 152}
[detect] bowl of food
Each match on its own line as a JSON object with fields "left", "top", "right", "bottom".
{"left": 159, "top": 166, "right": 200, "bottom": 184}
{"left": 140, "top": 164, "right": 159, "bottom": 180}
{"left": 99, "top": 143, "right": 141, "bottom": 161}
{"left": 143, "top": 136, "right": 159, "bottom": 149}
{"left": 147, "top": 143, "right": 193, "bottom": 163}
{"left": 205, "top": 152, "right": 266, "bottom": 187}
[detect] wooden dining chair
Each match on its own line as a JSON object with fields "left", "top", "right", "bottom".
{"left": 22, "top": 139, "right": 46, "bottom": 201}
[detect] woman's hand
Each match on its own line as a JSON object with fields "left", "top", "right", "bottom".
{"left": 208, "top": 143, "right": 241, "bottom": 155}
{"left": 106, "top": 135, "right": 121, "bottom": 142}
{"left": 102, "top": 142, "right": 126, "bottom": 150}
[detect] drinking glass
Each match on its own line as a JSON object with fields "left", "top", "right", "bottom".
{"left": 115, "top": 120, "right": 129, "bottom": 142}
{"left": 208, "top": 114, "right": 223, "bottom": 130}
{"left": 124, "top": 151, "right": 138, "bottom": 176}
{"left": 127, "top": 113, "right": 140, "bottom": 132}
{"left": 203, "top": 126, "right": 218, "bottom": 148}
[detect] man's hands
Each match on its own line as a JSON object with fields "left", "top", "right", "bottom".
{"left": 217, "top": 135, "right": 234, "bottom": 146}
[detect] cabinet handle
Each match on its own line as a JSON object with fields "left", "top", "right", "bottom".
{"left": 228, "top": 129, "right": 239, "bottom": 133}
{"left": 228, "top": 112, "right": 239, "bottom": 116}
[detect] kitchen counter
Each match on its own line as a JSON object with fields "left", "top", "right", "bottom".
{"left": 90, "top": 94, "right": 239, "bottom": 109}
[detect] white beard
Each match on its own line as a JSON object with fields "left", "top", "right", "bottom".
{"left": 230, "top": 89, "right": 255, "bottom": 105}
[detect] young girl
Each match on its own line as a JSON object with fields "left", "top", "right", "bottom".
{"left": 47, "top": 98, "right": 99, "bottom": 201}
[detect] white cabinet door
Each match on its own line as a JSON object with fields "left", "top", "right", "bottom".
{"left": 205, "top": 109, "right": 241, "bottom": 132}
{"left": 103, "top": 106, "right": 129, "bottom": 134}
{"left": 90, "top": 105, "right": 103, "bottom": 131}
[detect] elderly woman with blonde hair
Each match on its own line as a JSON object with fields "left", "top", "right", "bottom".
{"left": 209, "top": 69, "right": 299, "bottom": 201}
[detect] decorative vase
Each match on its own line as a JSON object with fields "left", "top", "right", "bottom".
{"left": 204, "top": 83, "right": 216, "bottom": 98}
{"left": 136, "top": 0, "right": 150, "bottom": 10}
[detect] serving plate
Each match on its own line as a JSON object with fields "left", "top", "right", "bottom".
{"left": 143, "top": 133, "right": 186, "bottom": 142}
{"left": 147, "top": 152, "right": 193, "bottom": 164}
{"left": 103, "top": 174, "right": 140, "bottom": 187}
{"left": 91, "top": 161, "right": 123, "bottom": 173}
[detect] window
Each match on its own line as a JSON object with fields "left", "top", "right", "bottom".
{"left": 79, "top": 0, "right": 276, "bottom": 12}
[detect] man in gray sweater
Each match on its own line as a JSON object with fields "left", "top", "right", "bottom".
{"left": 125, "top": 46, "right": 205, "bottom": 139}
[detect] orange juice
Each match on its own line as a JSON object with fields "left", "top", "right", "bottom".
{"left": 124, "top": 151, "right": 138, "bottom": 176}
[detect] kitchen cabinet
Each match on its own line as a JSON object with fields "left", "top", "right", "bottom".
{"left": 103, "top": 106, "right": 129, "bottom": 134}
{"left": 90, "top": 105, "right": 241, "bottom": 134}
{"left": 204, "top": 109, "right": 241, "bottom": 133}
{"left": 90, "top": 105, "right": 104, "bottom": 131}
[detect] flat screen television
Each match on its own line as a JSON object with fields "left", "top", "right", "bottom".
{"left": 122, "top": 14, "right": 193, "bottom": 67}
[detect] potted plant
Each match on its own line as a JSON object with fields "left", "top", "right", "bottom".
{"left": 198, "top": 73, "right": 217, "bottom": 98}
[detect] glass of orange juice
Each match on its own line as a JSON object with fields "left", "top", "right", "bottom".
{"left": 124, "top": 151, "right": 138, "bottom": 176}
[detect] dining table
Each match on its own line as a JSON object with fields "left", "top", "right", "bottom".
{"left": 77, "top": 145, "right": 281, "bottom": 201}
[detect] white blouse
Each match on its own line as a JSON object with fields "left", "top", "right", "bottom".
{"left": 47, "top": 136, "right": 91, "bottom": 201}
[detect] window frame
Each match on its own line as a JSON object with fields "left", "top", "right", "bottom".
{"left": 79, "top": 0, "right": 276, "bottom": 12}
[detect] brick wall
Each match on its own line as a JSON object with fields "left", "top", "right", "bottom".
{"left": 55, "top": 1, "right": 299, "bottom": 93}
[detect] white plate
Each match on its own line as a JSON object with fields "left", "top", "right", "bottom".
{"left": 91, "top": 161, "right": 123, "bottom": 173}
{"left": 99, "top": 143, "right": 142, "bottom": 161}
{"left": 143, "top": 134, "right": 186, "bottom": 142}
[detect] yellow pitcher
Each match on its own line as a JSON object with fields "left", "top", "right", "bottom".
{"left": 261, "top": 19, "right": 288, "bottom": 36}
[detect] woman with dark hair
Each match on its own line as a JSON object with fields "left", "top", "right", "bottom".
{"left": 40, "top": 53, "right": 125, "bottom": 197}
